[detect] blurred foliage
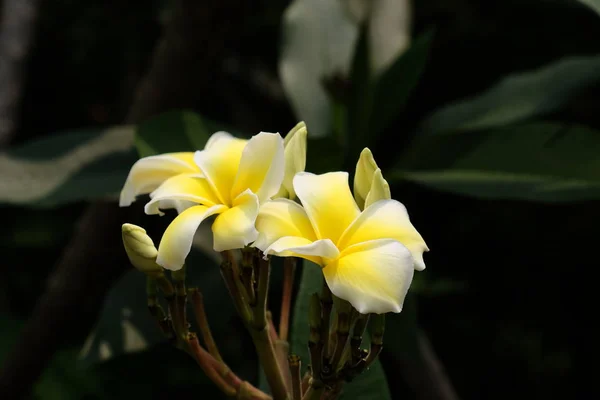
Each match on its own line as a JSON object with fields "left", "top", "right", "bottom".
{"left": 1, "top": 0, "right": 596, "bottom": 399}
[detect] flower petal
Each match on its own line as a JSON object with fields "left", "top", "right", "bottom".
{"left": 264, "top": 236, "right": 339, "bottom": 266}
{"left": 277, "top": 122, "right": 307, "bottom": 199}
{"left": 338, "top": 199, "right": 429, "bottom": 271}
{"left": 323, "top": 239, "right": 414, "bottom": 314}
{"left": 231, "top": 132, "right": 285, "bottom": 203}
{"left": 194, "top": 136, "right": 247, "bottom": 205}
{"left": 120, "top": 152, "right": 197, "bottom": 207}
{"left": 353, "top": 148, "right": 378, "bottom": 209}
{"left": 293, "top": 172, "right": 360, "bottom": 243}
{"left": 205, "top": 131, "right": 247, "bottom": 150}
{"left": 254, "top": 198, "right": 317, "bottom": 251}
{"left": 156, "top": 204, "right": 227, "bottom": 270}
{"left": 364, "top": 168, "right": 391, "bottom": 209}
{"left": 212, "top": 189, "right": 260, "bottom": 251}
{"left": 144, "top": 174, "right": 221, "bottom": 215}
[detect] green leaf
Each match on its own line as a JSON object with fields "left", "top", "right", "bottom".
{"left": 0, "top": 126, "right": 137, "bottom": 207}
{"left": 369, "top": 28, "right": 435, "bottom": 139}
{"left": 135, "top": 110, "right": 218, "bottom": 157}
{"left": 419, "top": 55, "right": 600, "bottom": 136}
{"left": 392, "top": 121, "right": 600, "bottom": 202}
{"left": 306, "top": 136, "right": 345, "bottom": 174}
{"left": 79, "top": 246, "right": 227, "bottom": 366}
{"left": 290, "top": 260, "right": 392, "bottom": 400}
{"left": 578, "top": 0, "right": 600, "bottom": 15}
{"left": 279, "top": 0, "right": 358, "bottom": 137}
{"left": 349, "top": 28, "right": 434, "bottom": 154}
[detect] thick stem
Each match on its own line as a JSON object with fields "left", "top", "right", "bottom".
{"left": 279, "top": 257, "right": 296, "bottom": 341}
{"left": 250, "top": 327, "right": 290, "bottom": 400}
{"left": 190, "top": 288, "right": 223, "bottom": 363}
{"left": 302, "top": 381, "right": 324, "bottom": 400}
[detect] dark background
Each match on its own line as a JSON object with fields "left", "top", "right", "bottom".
{"left": 0, "top": 0, "right": 596, "bottom": 399}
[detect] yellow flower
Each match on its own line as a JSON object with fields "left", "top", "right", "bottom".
{"left": 121, "top": 131, "right": 284, "bottom": 271}
{"left": 275, "top": 121, "right": 308, "bottom": 200}
{"left": 254, "top": 159, "right": 428, "bottom": 314}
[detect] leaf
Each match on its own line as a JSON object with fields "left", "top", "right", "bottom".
{"left": 578, "top": 0, "right": 600, "bottom": 15}
{"left": 279, "top": 0, "right": 358, "bottom": 137}
{"left": 135, "top": 110, "right": 218, "bottom": 157}
{"left": 419, "top": 55, "right": 600, "bottom": 136}
{"left": 290, "top": 260, "right": 392, "bottom": 400}
{"left": 392, "top": 121, "right": 600, "bottom": 202}
{"left": 0, "top": 126, "right": 137, "bottom": 207}
{"left": 349, "top": 28, "right": 435, "bottom": 153}
{"left": 79, "top": 247, "right": 228, "bottom": 366}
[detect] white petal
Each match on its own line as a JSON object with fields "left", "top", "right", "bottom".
{"left": 120, "top": 152, "right": 198, "bottom": 207}
{"left": 293, "top": 172, "right": 360, "bottom": 243}
{"left": 205, "top": 131, "right": 246, "bottom": 150}
{"left": 338, "top": 199, "right": 429, "bottom": 271}
{"left": 264, "top": 236, "right": 339, "bottom": 266}
{"left": 231, "top": 132, "right": 285, "bottom": 203}
{"left": 323, "top": 239, "right": 414, "bottom": 314}
{"left": 212, "top": 189, "right": 260, "bottom": 251}
{"left": 156, "top": 204, "right": 227, "bottom": 271}
{"left": 254, "top": 198, "right": 317, "bottom": 252}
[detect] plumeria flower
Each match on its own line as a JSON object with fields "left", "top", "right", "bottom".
{"left": 254, "top": 152, "right": 428, "bottom": 314}
{"left": 120, "top": 131, "right": 284, "bottom": 271}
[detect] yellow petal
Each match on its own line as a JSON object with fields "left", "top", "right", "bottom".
{"left": 205, "top": 131, "right": 247, "bottom": 150}
{"left": 156, "top": 204, "right": 227, "bottom": 270}
{"left": 120, "top": 152, "right": 197, "bottom": 207}
{"left": 194, "top": 136, "right": 247, "bottom": 205}
{"left": 293, "top": 172, "right": 360, "bottom": 243}
{"left": 323, "top": 239, "right": 414, "bottom": 314}
{"left": 212, "top": 189, "right": 260, "bottom": 251}
{"left": 144, "top": 174, "right": 221, "bottom": 215}
{"left": 254, "top": 198, "right": 317, "bottom": 251}
{"left": 364, "top": 169, "right": 391, "bottom": 209}
{"left": 353, "top": 148, "right": 378, "bottom": 209}
{"left": 337, "top": 199, "right": 429, "bottom": 271}
{"left": 231, "top": 132, "right": 285, "bottom": 203}
{"left": 280, "top": 124, "right": 307, "bottom": 199}
{"left": 264, "top": 236, "right": 339, "bottom": 266}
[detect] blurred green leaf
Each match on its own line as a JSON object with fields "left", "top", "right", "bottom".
{"left": 306, "top": 136, "right": 345, "bottom": 173}
{"left": 349, "top": 28, "right": 434, "bottom": 153}
{"left": 579, "top": 0, "right": 600, "bottom": 15}
{"left": 290, "top": 260, "right": 392, "bottom": 400}
{"left": 79, "top": 247, "right": 227, "bottom": 366}
{"left": 419, "top": 55, "right": 600, "bottom": 136}
{"left": 392, "top": 121, "right": 600, "bottom": 201}
{"left": 0, "top": 126, "right": 136, "bottom": 207}
{"left": 135, "top": 110, "right": 217, "bottom": 157}
{"left": 279, "top": 0, "right": 358, "bottom": 137}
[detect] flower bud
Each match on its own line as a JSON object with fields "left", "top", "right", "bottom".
{"left": 276, "top": 121, "right": 307, "bottom": 199}
{"left": 122, "top": 223, "right": 163, "bottom": 277}
{"left": 364, "top": 168, "right": 391, "bottom": 208}
{"left": 353, "top": 148, "right": 378, "bottom": 209}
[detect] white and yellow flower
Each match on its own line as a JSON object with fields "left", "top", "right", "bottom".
{"left": 120, "top": 131, "right": 284, "bottom": 271}
{"left": 254, "top": 151, "right": 428, "bottom": 314}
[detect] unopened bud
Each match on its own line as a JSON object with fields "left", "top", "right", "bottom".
{"left": 122, "top": 223, "right": 163, "bottom": 277}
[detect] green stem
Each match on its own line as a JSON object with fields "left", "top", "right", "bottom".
{"left": 250, "top": 327, "right": 290, "bottom": 400}
{"left": 302, "top": 381, "right": 324, "bottom": 400}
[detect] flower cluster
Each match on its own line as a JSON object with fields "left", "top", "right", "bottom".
{"left": 120, "top": 122, "right": 428, "bottom": 314}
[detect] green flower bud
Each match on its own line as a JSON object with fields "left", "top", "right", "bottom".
{"left": 122, "top": 223, "right": 163, "bottom": 277}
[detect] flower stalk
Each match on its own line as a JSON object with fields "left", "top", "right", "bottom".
{"left": 279, "top": 257, "right": 296, "bottom": 342}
